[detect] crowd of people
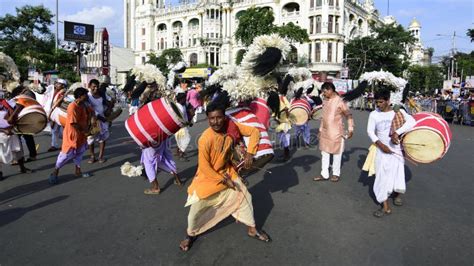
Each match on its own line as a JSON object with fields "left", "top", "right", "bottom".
{"left": 0, "top": 37, "right": 432, "bottom": 252}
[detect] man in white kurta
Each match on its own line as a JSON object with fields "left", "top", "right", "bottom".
{"left": 367, "top": 90, "right": 415, "bottom": 217}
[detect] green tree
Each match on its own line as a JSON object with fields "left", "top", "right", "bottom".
{"left": 147, "top": 48, "right": 183, "bottom": 75}
{"left": 235, "top": 7, "right": 309, "bottom": 47}
{"left": 344, "top": 22, "right": 415, "bottom": 78}
{"left": 407, "top": 65, "right": 444, "bottom": 92}
{"left": 275, "top": 22, "right": 310, "bottom": 44}
{"left": 440, "top": 51, "right": 474, "bottom": 81}
{"left": 0, "top": 5, "right": 76, "bottom": 80}
{"left": 467, "top": 28, "right": 474, "bottom": 42}
{"left": 235, "top": 7, "right": 276, "bottom": 46}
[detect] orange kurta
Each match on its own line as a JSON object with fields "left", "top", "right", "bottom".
{"left": 187, "top": 122, "right": 260, "bottom": 199}
{"left": 61, "top": 101, "right": 89, "bottom": 153}
{"left": 319, "top": 95, "right": 354, "bottom": 154}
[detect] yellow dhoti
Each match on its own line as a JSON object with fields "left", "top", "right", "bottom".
{"left": 186, "top": 178, "right": 255, "bottom": 236}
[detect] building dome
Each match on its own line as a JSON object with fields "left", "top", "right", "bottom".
{"left": 409, "top": 18, "right": 421, "bottom": 29}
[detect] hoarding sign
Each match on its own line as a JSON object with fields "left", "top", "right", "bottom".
{"left": 64, "top": 21, "right": 94, "bottom": 43}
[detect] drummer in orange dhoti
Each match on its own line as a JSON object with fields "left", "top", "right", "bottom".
{"left": 314, "top": 82, "right": 354, "bottom": 182}
{"left": 179, "top": 103, "right": 271, "bottom": 251}
{"left": 367, "top": 90, "right": 415, "bottom": 218}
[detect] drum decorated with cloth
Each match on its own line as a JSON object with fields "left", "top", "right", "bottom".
{"left": 13, "top": 95, "right": 47, "bottom": 134}
{"left": 49, "top": 93, "right": 74, "bottom": 127}
{"left": 226, "top": 107, "right": 274, "bottom": 175}
{"left": 249, "top": 97, "right": 271, "bottom": 130}
{"left": 289, "top": 99, "right": 311, "bottom": 126}
{"left": 402, "top": 112, "right": 452, "bottom": 164}
{"left": 125, "top": 97, "right": 186, "bottom": 148}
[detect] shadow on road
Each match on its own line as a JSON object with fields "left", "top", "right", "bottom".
{"left": 0, "top": 195, "right": 69, "bottom": 227}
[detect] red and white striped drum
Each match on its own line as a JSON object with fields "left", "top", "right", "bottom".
{"left": 226, "top": 107, "right": 274, "bottom": 175}
{"left": 402, "top": 112, "right": 452, "bottom": 164}
{"left": 125, "top": 98, "right": 186, "bottom": 148}
{"left": 249, "top": 97, "right": 271, "bottom": 130}
{"left": 13, "top": 95, "right": 47, "bottom": 134}
{"left": 289, "top": 98, "right": 311, "bottom": 126}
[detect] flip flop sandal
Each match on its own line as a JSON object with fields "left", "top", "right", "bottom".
{"left": 76, "top": 172, "right": 91, "bottom": 178}
{"left": 97, "top": 158, "right": 107, "bottom": 164}
{"left": 144, "top": 188, "right": 161, "bottom": 195}
{"left": 248, "top": 230, "right": 272, "bottom": 243}
{"left": 373, "top": 209, "right": 392, "bottom": 218}
{"left": 330, "top": 176, "right": 340, "bottom": 182}
{"left": 88, "top": 158, "right": 97, "bottom": 164}
{"left": 313, "top": 176, "right": 327, "bottom": 181}
{"left": 393, "top": 197, "right": 403, "bottom": 206}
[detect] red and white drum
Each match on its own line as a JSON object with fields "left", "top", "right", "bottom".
{"left": 13, "top": 96, "right": 47, "bottom": 134}
{"left": 227, "top": 107, "right": 274, "bottom": 175}
{"left": 249, "top": 97, "right": 271, "bottom": 130}
{"left": 125, "top": 98, "right": 186, "bottom": 148}
{"left": 402, "top": 112, "right": 452, "bottom": 164}
{"left": 289, "top": 98, "right": 311, "bottom": 126}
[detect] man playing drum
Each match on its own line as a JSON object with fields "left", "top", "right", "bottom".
{"left": 179, "top": 103, "right": 271, "bottom": 251}
{"left": 314, "top": 82, "right": 353, "bottom": 182}
{"left": 367, "top": 90, "right": 415, "bottom": 217}
{"left": 87, "top": 79, "right": 111, "bottom": 164}
{"left": 47, "top": 79, "right": 67, "bottom": 152}
{"left": 48, "top": 87, "right": 93, "bottom": 185}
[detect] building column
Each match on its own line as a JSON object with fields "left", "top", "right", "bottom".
{"left": 130, "top": 0, "right": 136, "bottom": 50}
{"left": 312, "top": 41, "right": 316, "bottom": 63}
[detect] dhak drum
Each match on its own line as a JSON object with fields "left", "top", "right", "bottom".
{"left": 289, "top": 99, "right": 311, "bottom": 126}
{"left": 402, "top": 112, "right": 452, "bottom": 164}
{"left": 226, "top": 107, "right": 274, "bottom": 176}
{"left": 125, "top": 97, "right": 186, "bottom": 148}
{"left": 13, "top": 95, "right": 47, "bottom": 134}
{"left": 249, "top": 97, "right": 271, "bottom": 130}
{"left": 311, "top": 105, "right": 323, "bottom": 120}
{"left": 49, "top": 94, "right": 74, "bottom": 127}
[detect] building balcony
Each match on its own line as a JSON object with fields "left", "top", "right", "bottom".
{"left": 309, "top": 33, "right": 344, "bottom": 40}
{"left": 281, "top": 10, "right": 300, "bottom": 17}
{"left": 309, "top": 62, "right": 343, "bottom": 72}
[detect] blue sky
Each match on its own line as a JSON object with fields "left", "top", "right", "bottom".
{"left": 0, "top": 0, "right": 472, "bottom": 60}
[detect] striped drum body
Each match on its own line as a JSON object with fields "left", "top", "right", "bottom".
{"left": 125, "top": 98, "right": 186, "bottom": 148}
{"left": 402, "top": 112, "right": 452, "bottom": 164}
{"left": 226, "top": 107, "right": 274, "bottom": 158}
{"left": 14, "top": 95, "right": 47, "bottom": 134}
{"left": 249, "top": 97, "right": 271, "bottom": 130}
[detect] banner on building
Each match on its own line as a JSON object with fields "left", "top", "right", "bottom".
{"left": 178, "top": 68, "right": 212, "bottom": 78}
{"left": 332, "top": 78, "right": 350, "bottom": 94}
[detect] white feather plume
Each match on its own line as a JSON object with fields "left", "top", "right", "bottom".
{"left": 120, "top": 162, "right": 144, "bottom": 177}
{"left": 360, "top": 70, "right": 407, "bottom": 105}
{"left": 208, "top": 65, "right": 240, "bottom": 86}
{"left": 288, "top": 67, "right": 312, "bottom": 82}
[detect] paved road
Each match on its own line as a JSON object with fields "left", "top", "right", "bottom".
{"left": 1, "top": 110, "right": 473, "bottom": 265}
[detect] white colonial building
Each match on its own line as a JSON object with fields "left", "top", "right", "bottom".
{"left": 124, "top": 0, "right": 383, "bottom": 79}
{"left": 407, "top": 18, "right": 431, "bottom": 66}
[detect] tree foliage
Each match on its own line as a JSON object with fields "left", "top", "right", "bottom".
{"left": 467, "top": 28, "right": 474, "bottom": 42}
{"left": 0, "top": 5, "right": 76, "bottom": 80}
{"left": 235, "top": 7, "right": 309, "bottom": 47}
{"left": 407, "top": 65, "right": 444, "bottom": 92}
{"left": 440, "top": 51, "right": 474, "bottom": 80}
{"left": 344, "top": 23, "right": 416, "bottom": 78}
{"left": 147, "top": 48, "right": 183, "bottom": 75}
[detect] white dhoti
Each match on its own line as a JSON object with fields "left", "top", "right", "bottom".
{"left": 185, "top": 178, "right": 255, "bottom": 236}
{"left": 0, "top": 133, "right": 23, "bottom": 171}
{"left": 373, "top": 143, "right": 406, "bottom": 203}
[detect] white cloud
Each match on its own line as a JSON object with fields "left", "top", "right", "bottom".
{"left": 62, "top": 6, "right": 116, "bottom": 26}
{"left": 396, "top": 8, "right": 425, "bottom": 17}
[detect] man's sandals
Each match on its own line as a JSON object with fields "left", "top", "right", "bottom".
{"left": 313, "top": 175, "right": 339, "bottom": 182}
{"left": 248, "top": 230, "right": 272, "bottom": 243}
{"left": 373, "top": 208, "right": 392, "bottom": 218}
{"left": 144, "top": 188, "right": 161, "bottom": 195}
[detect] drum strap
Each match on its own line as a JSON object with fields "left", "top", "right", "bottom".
{"left": 0, "top": 99, "right": 14, "bottom": 114}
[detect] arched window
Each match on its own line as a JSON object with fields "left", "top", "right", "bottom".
{"left": 189, "top": 53, "right": 198, "bottom": 66}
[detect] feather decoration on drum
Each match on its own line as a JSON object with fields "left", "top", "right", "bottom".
{"left": 0, "top": 52, "right": 21, "bottom": 93}
{"left": 166, "top": 61, "right": 187, "bottom": 89}
{"left": 240, "top": 34, "right": 291, "bottom": 77}
{"left": 208, "top": 65, "right": 240, "bottom": 86}
{"left": 287, "top": 67, "right": 313, "bottom": 83}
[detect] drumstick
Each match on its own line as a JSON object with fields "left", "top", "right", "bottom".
{"left": 403, "top": 143, "right": 426, "bottom": 146}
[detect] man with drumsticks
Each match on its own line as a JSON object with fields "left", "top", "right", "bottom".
{"left": 314, "top": 82, "right": 354, "bottom": 182}
{"left": 47, "top": 79, "right": 67, "bottom": 152}
{"left": 48, "top": 87, "right": 93, "bottom": 185}
{"left": 179, "top": 102, "right": 271, "bottom": 251}
{"left": 367, "top": 90, "right": 415, "bottom": 217}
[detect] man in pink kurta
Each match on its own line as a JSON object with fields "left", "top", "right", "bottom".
{"left": 315, "top": 82, "right": 354, "bottom": 182}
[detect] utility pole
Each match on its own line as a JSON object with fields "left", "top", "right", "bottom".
{"left": 55, "top": 0, "right": 59, "bottom": 70}
{"left": 387, "top": 0, "right": 390, "bottom": 16}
